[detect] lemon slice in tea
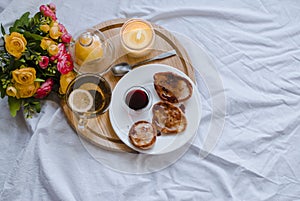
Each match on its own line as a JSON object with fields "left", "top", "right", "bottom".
{"left": 68, "top": 89, "right": 93, "bottom": 113}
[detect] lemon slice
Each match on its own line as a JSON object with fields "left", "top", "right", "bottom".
{"left": 68, "top": 89, "right": 93, "bottom": 113}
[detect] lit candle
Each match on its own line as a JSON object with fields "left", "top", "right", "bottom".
{"left": 120, "top": 19, "right": 155, "bottom": 57}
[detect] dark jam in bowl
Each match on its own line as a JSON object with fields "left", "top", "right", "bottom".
{"left": 125, "top": 89, "right": 149, "bottom": 110}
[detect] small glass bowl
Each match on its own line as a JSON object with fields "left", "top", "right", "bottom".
{"left": 69, "top": 28, "right": 114, "bottom": 74}
{"left": 122, "top": 86, "right": 152, "bottom": 115}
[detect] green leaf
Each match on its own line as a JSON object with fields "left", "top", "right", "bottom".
{"left": 33, "top": 12, "right": 42, "bottom": 23}
{"left": 34, "top": 78, "right": 45, "bottom": 82}
{"left": 24, "top": 31, "right": 43, "bottom": 40}
{"left": 8, "top": 96, "right": 22, "bottom": 117}
{"left": 19, "top": 12, "right": 30, "bottom": 24}
{"left": 14, "top": 12, "right": 30, "bottom": 28}
{"left": 8, "top": 26, "right": 15, "bottom": 33}
{"left": 0, "top": 87, "right": 5, "bottom": 98}
{"left": 34, "top": 101, "right": 41, "bottom": 113}
{"left": 1, "top": 24, "right": 5, "bottom": 36}
{"left": 9, "top": 12, "right": 30, "bottom": 33}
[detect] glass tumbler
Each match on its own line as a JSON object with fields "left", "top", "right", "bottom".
{"left": 65, "top": 73, "right": 112, "bottom": 130}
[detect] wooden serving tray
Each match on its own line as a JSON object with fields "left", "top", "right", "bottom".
{"left": 61, "top": 18, "right": 195, "bottom": 152}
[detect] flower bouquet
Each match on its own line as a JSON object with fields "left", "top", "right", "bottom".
{"left": 0, "top": 3, "right": 76, "bottom": 118}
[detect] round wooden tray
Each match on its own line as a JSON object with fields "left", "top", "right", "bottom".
{"left": 61, "top": 18, "right": 195, "bottom": 152}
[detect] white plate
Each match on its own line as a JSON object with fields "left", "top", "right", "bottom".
{"left": 109, "top": 64, "right": 201, "bottom": 154}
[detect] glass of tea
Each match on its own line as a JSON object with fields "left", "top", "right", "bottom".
{"left": 65, "top": 73, "right": 112, "bottom": 130}
{"left": 123, "top": 86, "right": 152, "bottom": 115}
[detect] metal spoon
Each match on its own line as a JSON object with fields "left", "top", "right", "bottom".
{"left": 111, "top": 50, "right": 177, "bottom": 76}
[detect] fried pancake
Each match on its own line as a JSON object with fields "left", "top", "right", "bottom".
{"left": 129, "top": 121, "right": 157, "bottom": 149}
{"left": 153, "top": 71, "right": 193, "bottom": 103}
{"left": 152, "top": 101, "right": 187, "bottom": 134}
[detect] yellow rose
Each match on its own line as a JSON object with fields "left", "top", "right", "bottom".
{"left": 15, "top": 82, "right": 40, "bottom": 99}
{"left": 12, "top": 67, "right": 36, "bottom": 85}
{"left": 59, "top": 71, "right": 77, "bottom": 94}
{"left": 4, "top": 32, "right": 27, "bottom": 59}
{"left": 6, "top": 86, "right": 18, "bottom": 97}
{"left": 50, "top": 21, "right": 59, "bottom": 27}
{"left": 40, "top": 24, "right": 50, "bottom": 33}
{"left": 49, "top": 25, "right": 61, "bottom": 40}
{"left": 40, "top": 37, "right": 55, "bottom": 50}
{"left": 48, "top": 44, "right": 59, "bottom": 56}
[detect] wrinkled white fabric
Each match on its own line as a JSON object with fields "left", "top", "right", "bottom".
{"left": 1, "top": 0, "right": 300, "bottom": 200}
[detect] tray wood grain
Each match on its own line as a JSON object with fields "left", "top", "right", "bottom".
{"left": 61, "top": 18, "right": 195, "bottom": 152}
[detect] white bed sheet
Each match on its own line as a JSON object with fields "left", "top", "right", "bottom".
{"left": 0, "top": 0, "right": 300, "bottom": 200}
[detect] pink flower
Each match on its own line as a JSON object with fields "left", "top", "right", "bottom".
{"left": 40, "top": 4, "right": 57, "bottom": 21}
{"left": 59, "top": 24, "right": 72, "bottom": 43}
{"left": 61, "top": 33, "right": 72, "bottom": 43}
{"left": 58, "top": 43, "right": 66, "bottom": 54}
{"left": 39, "top": 5, "right": 47, "bottom": 13}
{"left": 59, "top": 23, "right": 67, "bottom": 34}
{"left": 35, "top": 78, "right": 54, "bottom": 99}
{"left": 50, "top": 56, "right": 56, "bottom": 62}
{"left": 57, "top": 53, "right": 74, "bottom": 74}
{"left": 51, "top": 14, "right": 57, "bottom": 21}
{"left": 39, "top": 56, "right": 49, "bottom": 69}
{"left": 49, "top": 43, "right": 66, "bottom": 61}
{"left": 44, "top": 10, "right": 57, "bottom": 21}
{"left": 48, "top": 3, "right": 56, "bottom": 11}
